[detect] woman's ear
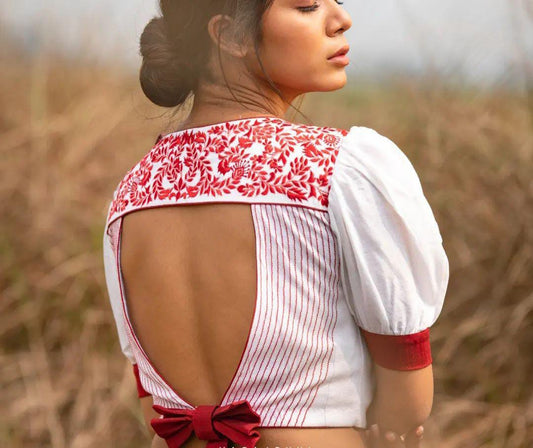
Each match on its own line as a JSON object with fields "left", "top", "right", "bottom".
{"left": 207, "top": 14, "right": 252, "bottom": 59}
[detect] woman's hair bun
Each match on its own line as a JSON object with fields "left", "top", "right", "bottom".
{"left": 139, "top": 17, "right": 196, "bottom": 108}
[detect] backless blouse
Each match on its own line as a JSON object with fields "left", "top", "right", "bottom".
{"left": 102, "top": 116, "right": 449, "bottom": 447}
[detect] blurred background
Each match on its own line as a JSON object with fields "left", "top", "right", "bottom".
{"left": 1, "top": 1, "right": 532, "bottom": 447}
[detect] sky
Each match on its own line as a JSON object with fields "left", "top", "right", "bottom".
{"left": 1, "top": 0, "right": 532, "bottom": 88}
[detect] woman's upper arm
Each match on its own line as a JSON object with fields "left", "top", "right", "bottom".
{"left": 328, "top": 126, "right": 449, "bottom": 369}
{"left": 328, "top": 126, "right": 446, "bottom": 434}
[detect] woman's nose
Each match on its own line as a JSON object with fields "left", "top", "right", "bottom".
{"left": 327, "top": 3, "right": 352, "bottom": 36}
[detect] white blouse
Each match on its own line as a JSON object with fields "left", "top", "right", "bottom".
{"left": 102, "top": 117, "right": 449, "bottom": 430}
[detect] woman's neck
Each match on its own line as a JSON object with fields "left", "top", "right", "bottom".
{"left": 177, "top": 78, "right": 301, "bottom": 131}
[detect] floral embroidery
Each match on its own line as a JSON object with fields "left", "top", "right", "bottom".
{"left": 107, "top": 117, "right": 348, "bottom": 225}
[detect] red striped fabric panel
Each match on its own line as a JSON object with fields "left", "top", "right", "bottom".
{"left": 360, "top": 328, "right": 432, "bottom": 371}
{"left": 221, "top": 204, "right": 338, "bottom": 426}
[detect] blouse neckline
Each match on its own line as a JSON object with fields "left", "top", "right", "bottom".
{"left": 163, "top": 115, "right": 290, "bottom": 139}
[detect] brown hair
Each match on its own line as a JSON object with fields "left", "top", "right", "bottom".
{"left": 139, "top": 0, "right": 307, "bottom": 120}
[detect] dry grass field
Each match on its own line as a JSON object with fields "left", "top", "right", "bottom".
{"left": 1, "top": 40, "right": 532, "bottom": 448}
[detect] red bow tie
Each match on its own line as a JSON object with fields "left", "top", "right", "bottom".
{"left": 151, "top": 399, "right": 261, "bottom": 448}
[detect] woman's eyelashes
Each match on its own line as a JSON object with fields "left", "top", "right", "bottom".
{"left": 297, "top": 1, "right": 344, "bottom": 13}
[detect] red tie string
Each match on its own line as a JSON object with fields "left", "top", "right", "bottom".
{"left": 151, "top": 399, "right": 261, "bottom": 448}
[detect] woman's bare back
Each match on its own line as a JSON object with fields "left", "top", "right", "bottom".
{"left": 121, "top": 204, "right": 257, "bottom": 406}
{"left": 121, "top": 204, "right": 365, "bottom": 448}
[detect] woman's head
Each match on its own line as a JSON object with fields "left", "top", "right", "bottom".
{"left": 139, "top": 0, "right": 352, "bottom": 113}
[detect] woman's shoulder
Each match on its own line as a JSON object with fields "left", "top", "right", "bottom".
{"left": 332, "top": 124, "right": 406, "bottom": 157}
{"left": 329, "top": 125, "right": 426, "bottom": 197}
{"left": 327, "top": 125, "right": 443, "bottom": 244}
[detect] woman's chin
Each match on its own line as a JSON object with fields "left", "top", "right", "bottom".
{"left": 316, "top": 73, "right": 349, "bottom": 92}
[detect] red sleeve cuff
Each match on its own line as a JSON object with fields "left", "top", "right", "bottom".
{"left": 133, "top": 363, "right": 152, "bottom": 398}
{"left": 361, "top": 328, "right": 432, "bottom": 371}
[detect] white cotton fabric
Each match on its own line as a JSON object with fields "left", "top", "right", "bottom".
{"left": 328, "top": 126, "right": 449, "bottom": 335}
{"left": 102, "top": 219, "right": 136, "bottom": 364}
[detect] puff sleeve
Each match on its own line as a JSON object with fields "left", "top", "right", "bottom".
{"left": 103, "top": 218, "right": 151, "bottom": 397}
{"left": 328, "top": 126, "right": 449, "bottom": 370}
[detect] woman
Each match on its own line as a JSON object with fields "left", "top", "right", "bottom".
{"left": 102, "top": 1, "right": 449, "bottom": 447}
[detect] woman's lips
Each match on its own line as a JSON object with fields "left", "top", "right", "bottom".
{"left": 328, "top": 45, "right": 350, "bottom": 65}
{"left": 328, "top": 54, "right": 350, "bottom": 66}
